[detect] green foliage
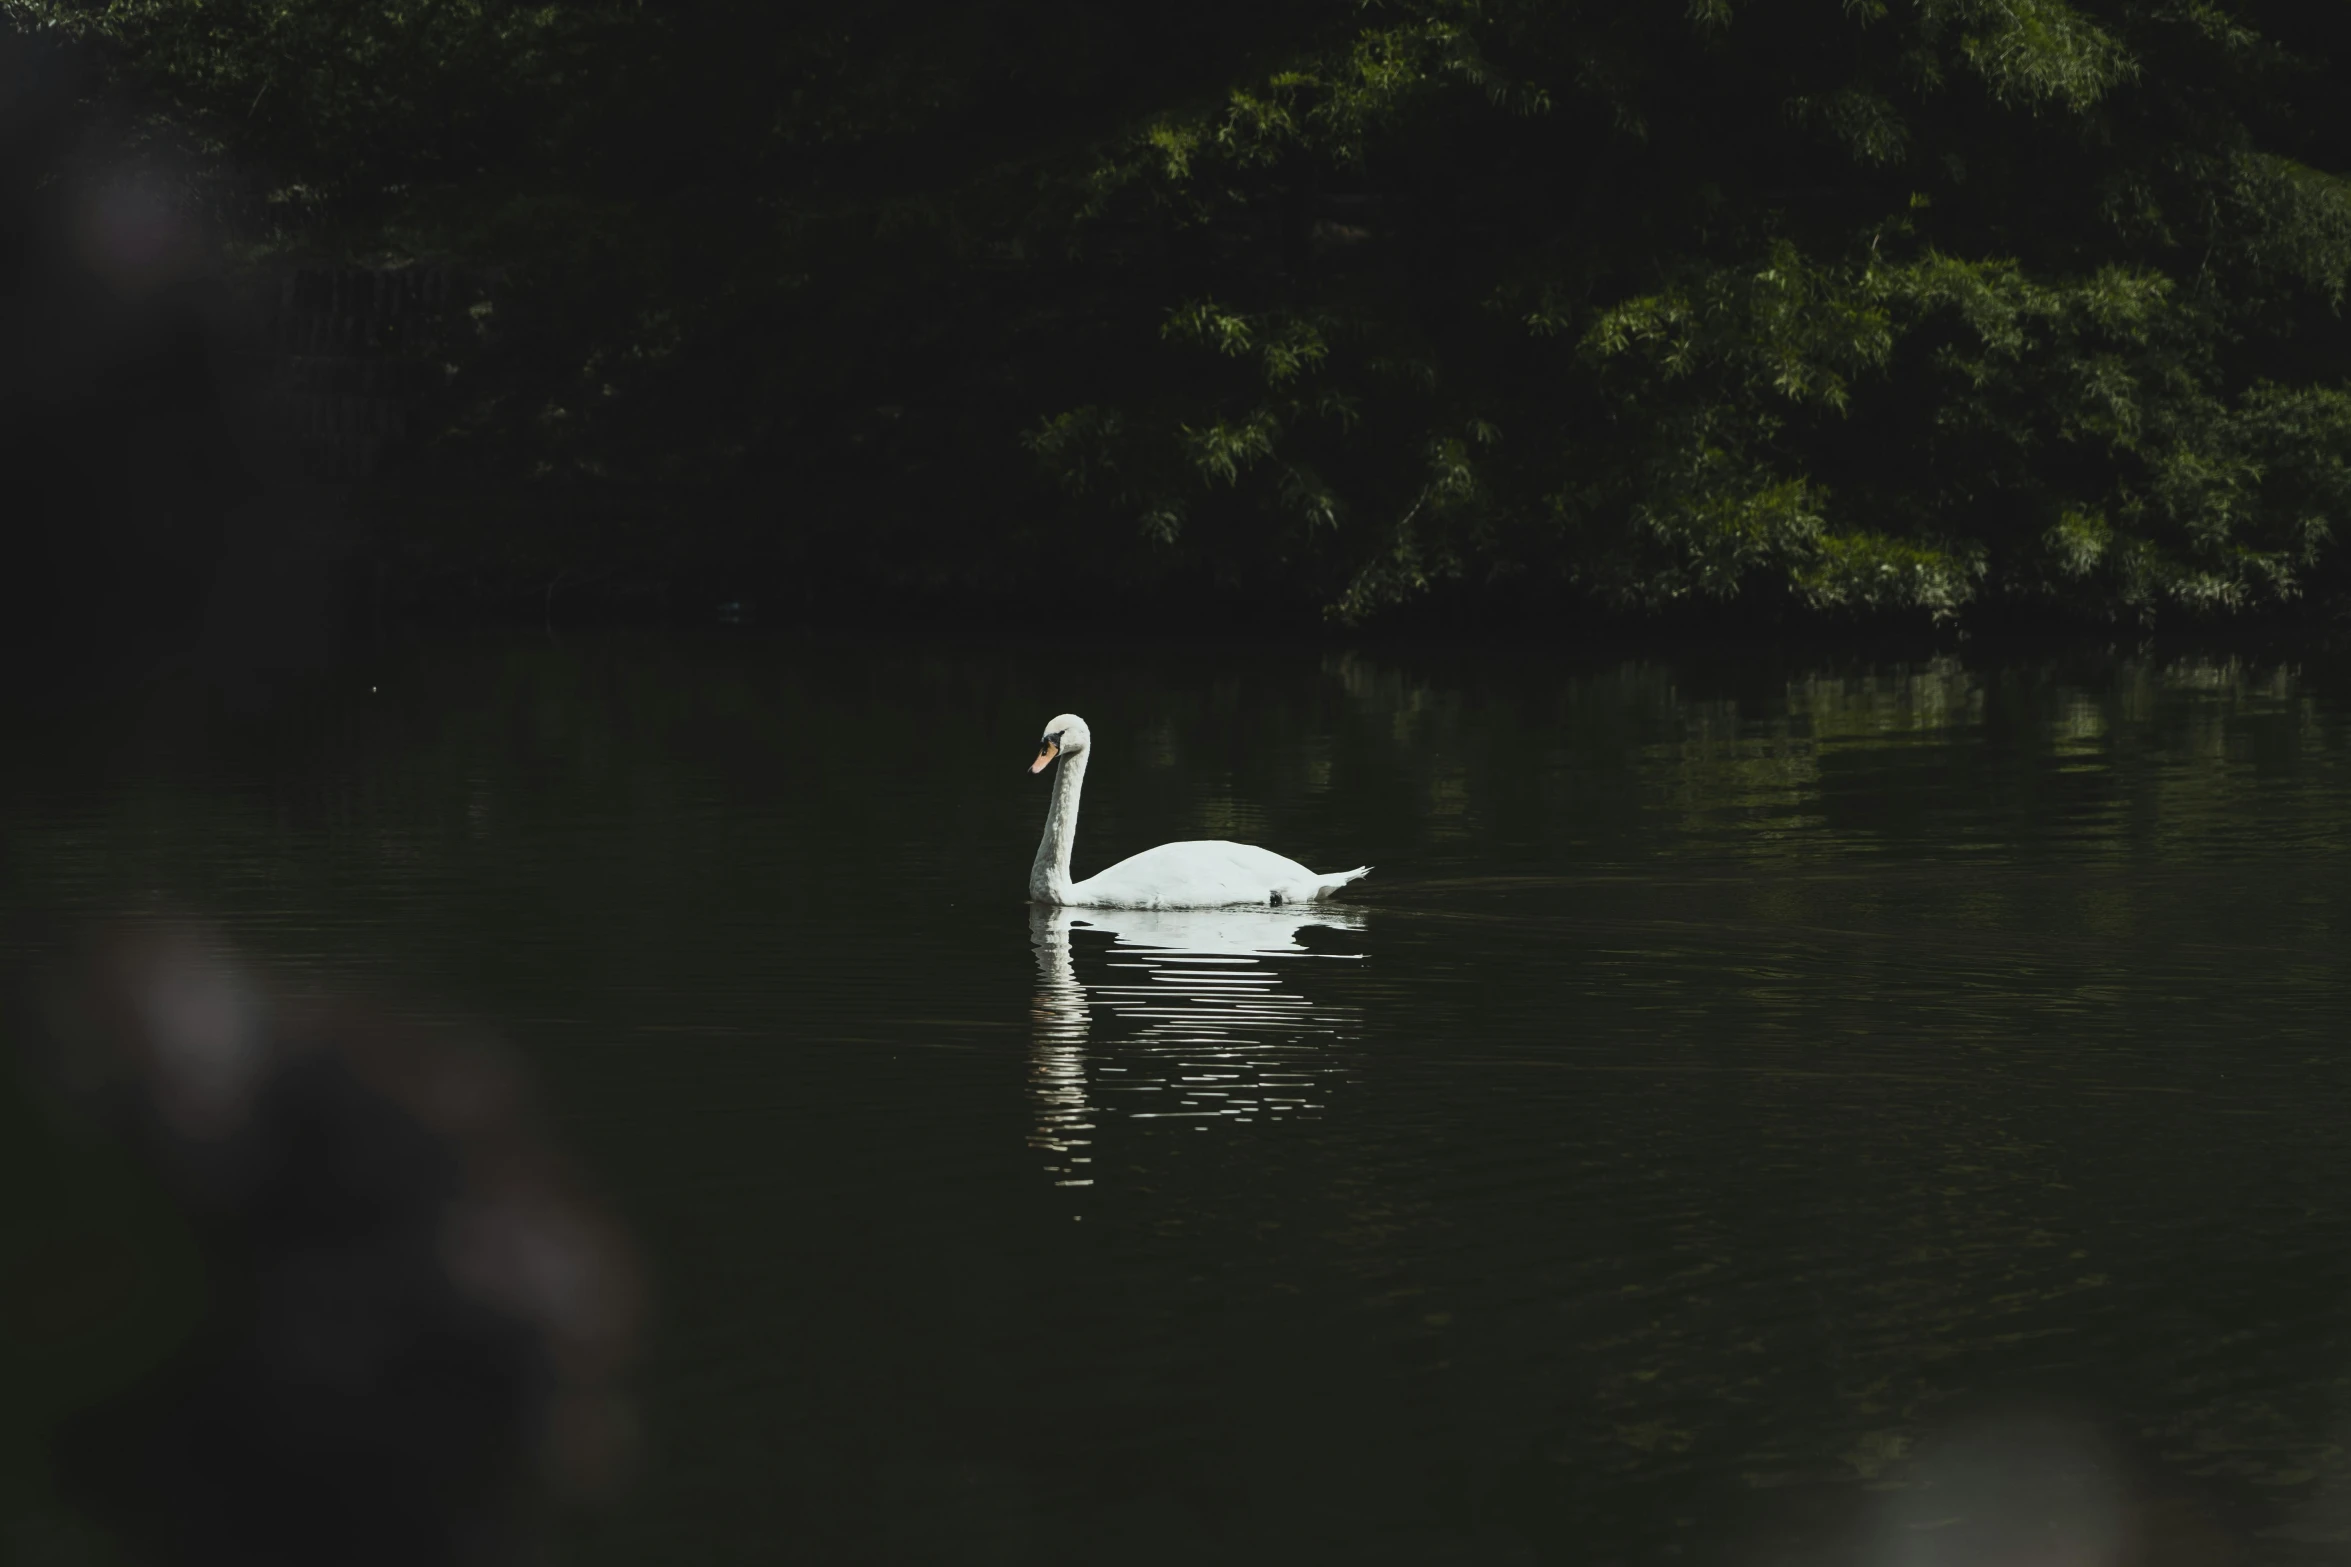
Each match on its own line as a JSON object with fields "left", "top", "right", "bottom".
{"left": 1923, "top": 0, "right": 2138, "bottom": 112}
{"left": 1019, "top": 0, "right": 2351, "bottom": 622}
{"left": 14, "top": 0, "right": 2351, "bottom": 623}
{"left": 9, "top": 0, "right": 592, "bottom": 230}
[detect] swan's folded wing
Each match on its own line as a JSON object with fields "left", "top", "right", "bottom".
{"left": 1073, "top": 839, "right": 1347, "bottom": 908}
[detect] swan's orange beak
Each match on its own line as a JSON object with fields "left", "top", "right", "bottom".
{"left": 1030, "top": 739, "right": 1059, "bottom": 774}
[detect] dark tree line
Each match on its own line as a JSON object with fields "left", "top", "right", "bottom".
{"left": 11, "top": 0, "right": 2351, "bottom": 627}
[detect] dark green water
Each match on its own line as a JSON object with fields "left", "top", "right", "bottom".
{"left": 10, "top": 635, "right": 2351, "bottom": 1564}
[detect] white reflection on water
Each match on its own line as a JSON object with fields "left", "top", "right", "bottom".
{"left": 1027, "top": 904, "right": 1366, "bottom": 1189}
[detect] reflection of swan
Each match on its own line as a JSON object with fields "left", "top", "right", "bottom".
{"left": 1028, "top": 908, "right": 1096, "bottom": 1187}
{"left": 1064, "top": 903, "right": 1368, "bottom": 956}
{"left": 1026, "top": 905, "right": 1366, "bottom": 1187}
{"left": 1027, "top": 714, "right": 1369, "bottom": 908}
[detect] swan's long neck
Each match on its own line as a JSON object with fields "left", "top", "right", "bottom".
{"left": 1029, "top": 748, "right": 1087, "bottom": 904}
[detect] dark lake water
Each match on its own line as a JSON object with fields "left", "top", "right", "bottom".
{"left": 9, "top": 633, "right": 2351, "bottom": 1564}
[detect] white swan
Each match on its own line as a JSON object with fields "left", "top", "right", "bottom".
{"left": 1027, "top": 713, "right": 1370, "bottom": 909}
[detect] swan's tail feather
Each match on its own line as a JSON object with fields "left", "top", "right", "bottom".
{"left": 1314, "top": 866, "right": 1372, "bottom": 897}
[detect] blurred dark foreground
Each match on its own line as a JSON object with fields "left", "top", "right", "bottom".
{"left": 3, "top": 919, "right": 642, "bottom": 1565}
{"left": 1, "top": 30, "right": 373, "bottom": 718}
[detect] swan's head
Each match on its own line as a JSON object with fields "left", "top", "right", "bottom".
{"left": 1031, "top": 714, "right": 1090, "bottom": 774}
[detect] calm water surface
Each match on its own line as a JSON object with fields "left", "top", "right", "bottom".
{"left": 10, "top": 635, "right": 2351, "bottom": 1564}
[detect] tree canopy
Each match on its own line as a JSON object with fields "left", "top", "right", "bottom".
{"left": 11, "top": 0, "right": 2351, "bottom": 624}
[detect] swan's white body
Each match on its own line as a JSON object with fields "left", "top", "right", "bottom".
{"left": 1028, "top": 714, "right": 1370, "bottom": 910}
